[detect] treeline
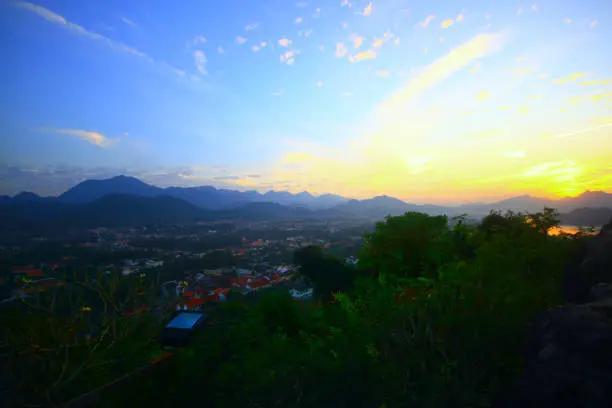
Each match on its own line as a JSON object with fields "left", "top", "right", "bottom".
{"left": 3, "top": 208, "right": 601, "bottom": 407}
{"left": 97, "top": 208, "right": 589, "bottom": 407}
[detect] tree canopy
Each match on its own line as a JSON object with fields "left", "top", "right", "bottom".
{"left": 2, "top": 208, "right": 594, "bottom": 408}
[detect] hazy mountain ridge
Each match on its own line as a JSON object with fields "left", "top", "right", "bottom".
{"left": 3, "top": 176, "right": 611, "bottom": 229}
{"left": 49, "top": 175, "right": 347, "bottom": 210}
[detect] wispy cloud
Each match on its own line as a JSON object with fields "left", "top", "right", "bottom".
{"left": 44, "top": 128, "right": 119, "bottom": 148}
{"left": 376, "top": 70, "right": 390, "bottom": 77}
{"left": 316, "top": 80, "right": 324, "bottom": 88}
{"left": 236, "top": 36, "right": 247, "bottom": 44}
{"left": 335, "top": 42, "right": 348, "bottom": 58}
{"left": 295, "top": 17, "right": 303, "bottom": 24}
{"left": 349, "top": 50, "right": 376, "bottom": 62}
{"left": 419, "top": 15, "right": 435, "bottom": 28}
{"left": 245, "top": 22, "right": 260, "bottom": 31}
{"left": 280, "top": 50, "right": 299, "bottom": 65}
{"left": 552, "top": 124, "right": 612, "bottom": 139}
{"left": 271, "top": 90, "right": 285, "bottom": 96}
{"left": 217, "top": 46, "right": 227, "bottom": 54}
{"left": 591, "top": 20, "right": 599, "bottom": 28}
{"left": 252, "top": 45, "right": 261, "bottom": 52}
{"left": 278, "top": 37, "right": 292, "bottom": 47}
{"left": 190, "top": 35, "right": 206, "bottom": 46}
{"left": 377, "top": 32, "right": 508, "bottom": 117}
{"left": 563, "top": 18, "right": 572, "bottom": 24}
{"left": 193, "top": 50, "right": 207, "bottom": 75}
{"left": 580, "top": 79, "right": 612, "bottom": 86}
{"left": 441, "top": 19, "right": 454, "bottom": 28}
{"left": 340, "top": 0, "right": 352, "bottom": 8}
{"left": 15, "top": 1, "right": 189, "bottom": 79}
{"left": 360, "top": 1, "right": 373, "bottom": 16}
{"left": 553, "top": 72, "right": 585, "bottom": 84}
{"left": 121, "top": 17, "right": 138, "bottom": 28}
{"left": 349, "top": 33, "right": 364, "bottom": 48}
{"left": 504, "top": 151, "right": 526, "bottom": 158}
{"left": 476, "top": 91, "right": 491, "bottom": 100}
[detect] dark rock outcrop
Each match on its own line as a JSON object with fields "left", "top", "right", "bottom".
{"left": 502, "top": 219, "right": 612, "bottom": 408}
{"left": 564, "top": 219, "right": 612, "bottom": 303}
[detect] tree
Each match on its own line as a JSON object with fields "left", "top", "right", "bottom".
{"left": 358, "top": 212, "right": 454, "bottom": 278}
{"left": 294, "top": 246, "right": 355, "bottom": 301}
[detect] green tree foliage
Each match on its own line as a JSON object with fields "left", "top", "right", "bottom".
{"left": 1, "top": 270, "right": 167, "bottom": 407}
{"left": 5, "top": 209, "right": 596, "bottom": 408}
{"left": 359, "top": 212, "right": 454, "bottom": 278}
{"left": 293, "top": 245, "right": 355, "bottom": 301}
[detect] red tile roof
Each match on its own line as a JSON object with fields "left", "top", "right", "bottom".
{"left": 125, "top": 306, "right": 150, "bottom": 317}
{"left": 212, "top": 288, "right": 230, "bottom": 296}
{"left": 11, "top": 265, "right": 35, "bottom": 273}
{"left": 26, "top": 270, "right": 44, "bottom": 277}
{"left": 182, "top": 291, "right": 195, "bottom": 298}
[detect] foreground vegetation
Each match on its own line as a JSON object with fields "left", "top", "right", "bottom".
{"left": 1, "top": 208, "right": 594, "bottom": 407}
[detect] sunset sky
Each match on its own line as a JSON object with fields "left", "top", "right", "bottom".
{"left": 1, "top": 0, "right": 611, "bottom": 204}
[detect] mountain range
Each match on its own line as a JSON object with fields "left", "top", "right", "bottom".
{"left": 1, "top": 175, "right": 611, "bottom": 230}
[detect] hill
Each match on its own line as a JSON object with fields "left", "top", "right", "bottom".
{"left": 0, "top": 194, "right": 205, "bottom": 230}
{"left": 58, "top": 175, "right": 163, "bottom": 203}
{"left": 558, "top": 207, "right": 612, "bottom": 226}
{"left": 52, "top": 175, "right": 347, "bottom": 209}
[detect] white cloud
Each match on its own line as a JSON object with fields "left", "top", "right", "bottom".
{"left": 245, "top": 22, "right": 260, "bottom": 31}
{"left": 45, "top": 128, "right": 119, "bottom": 147}
{"left": 316, "top": 80, "right": 324, "bottom": 87}
{"left": 349, "top": 33, "right": 364, "bottom": 48}
{"left": 236, "top": 36, "right": 247, "bottom": 44}
{"left": 217, "top": 46, "right": 226, "bottom": 54}
{"left": 278, "top": 38, "right": 292, "bottom": 47}
{"left": 252, "top": 45, "right": 260, "bottom": 52}
{"left": 121, "top": 17, "right": 137, "bottom": 28}
{"left": 504, "top": 151, "right": 526, "bottom": 158}
{"left": 340, "top": 0, "right": 352, "bottom": 7}
{"left": 295, "top": 17, "right": 303, "bottom": 24}
{"left": 190, "top": 35, "right": 206, "bottom": 46}
{"left": 361, "top": 1, "right": 373, "bottom": 16}
{"left": 193, "top": 50, "right": 207, "bottom": 75}
{"left": 280, "top": 50, "right": 300, "bottom": 65}
{"left": 335, "top": 42, "right": 348, "bottom": 58}
{"left": 271, "top": 90, "right": 285, "bottom": 96}
{"left": 419, "top": 15, "right": 435, "bottom": 28}
{"left": 15, "top": 1, "right": 189, "bottom": 79}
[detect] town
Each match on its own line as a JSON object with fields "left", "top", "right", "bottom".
{"left": 0, "top": 218, "right": 370, "bottom": 310}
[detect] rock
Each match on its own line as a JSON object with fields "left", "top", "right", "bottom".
{"left": 563, "top": 219, "right": 612, "bottom": 303}
{"left": 501, "top": 217, "right": 612, "bottom": 408}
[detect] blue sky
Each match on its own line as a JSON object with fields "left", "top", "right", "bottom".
{"left": 1, "top": 0, "right": 611, "bottom": 203}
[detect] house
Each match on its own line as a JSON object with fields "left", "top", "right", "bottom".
{"left": 235, "top": 269, "right": 251, "bottom": 277}
{"left": 11, "top": 266, "right": 43, "bottom": 282}
{"left": 289, "top": 288, "right": 313, "bottom": 300}
{"left": 26, "top": 270, "right": 44, "bottom": 278}
{"left": 143, "top": 259, "right": 164, "bottom": 269}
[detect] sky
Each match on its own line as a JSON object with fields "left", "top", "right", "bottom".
{"left": 1, "top": 0, "right": 611, "bottom": 204}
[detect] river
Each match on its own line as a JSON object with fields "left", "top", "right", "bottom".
{"left": 548, "top": 225, "right": 601, "bottom": 236}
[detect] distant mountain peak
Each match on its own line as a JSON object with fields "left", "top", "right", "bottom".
{"left": 13, "top": 191, "right": 44, "bottom": 201}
